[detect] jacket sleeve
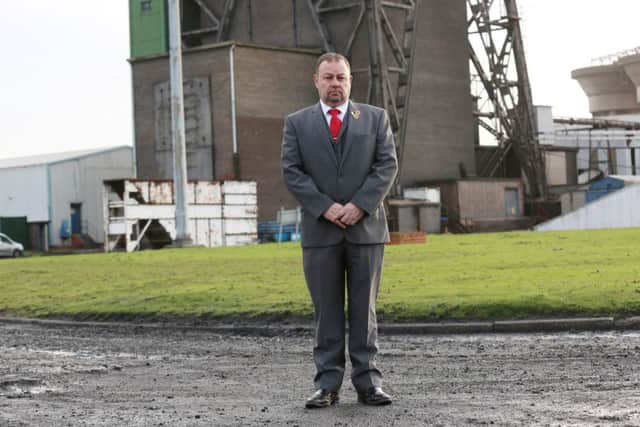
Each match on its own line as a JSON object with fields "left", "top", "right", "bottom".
{"left": 281, "top": 115, "right": 334, "bottom": 219}
{"left": 350, "top": 109, "right": 398, "bottom": 215}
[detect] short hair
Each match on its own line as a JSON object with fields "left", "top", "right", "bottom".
{"left": 315, "top": 52, "right": 351, "bottom": 74}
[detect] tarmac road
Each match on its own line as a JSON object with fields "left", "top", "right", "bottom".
{"left": 1, "top": 321, "right": 640, "bottom": 426}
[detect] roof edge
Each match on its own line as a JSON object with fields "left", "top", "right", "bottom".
{"left": 0, "top": 146, "right": 132, "bottom": 170}
{"left": 128, "top": 41, "right": 321, "bottom": 64}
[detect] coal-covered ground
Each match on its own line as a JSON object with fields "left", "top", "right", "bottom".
{"left": 1, "top": 321, "right": 640, "bottom": 426}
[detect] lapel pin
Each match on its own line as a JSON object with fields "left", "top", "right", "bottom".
{"left": 351, "top": 110, "right": 361, "bottom": 120}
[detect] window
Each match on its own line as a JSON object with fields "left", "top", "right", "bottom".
{"left": 504, "top": 188, "right": 520, "bottom": 217}
{"left": 141, "top": 0, "right": 153, "bottom": 12}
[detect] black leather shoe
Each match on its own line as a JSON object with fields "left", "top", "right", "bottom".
{"left": 305, "top": 389, "right": 339, "bottom": 409}
{"left": 357, "top": 387, "right": 392, "bottom": 406}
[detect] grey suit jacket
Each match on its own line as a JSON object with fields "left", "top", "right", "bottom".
{"left": 281, "top": 100, "right": 398, "bottom": 248}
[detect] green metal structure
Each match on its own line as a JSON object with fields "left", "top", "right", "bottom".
{"left": 129, "top": 0, "right": 168, "bottom": 58}
{"left": 0, "top": 217, "right": 28, "bottom": 247}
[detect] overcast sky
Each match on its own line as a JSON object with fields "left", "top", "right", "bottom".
{"left": 0, "top": 1, "right": 638, "bottom": 160}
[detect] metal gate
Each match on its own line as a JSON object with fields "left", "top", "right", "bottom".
{"left": 0, "top": 216, "right": 28, "bottom": 247}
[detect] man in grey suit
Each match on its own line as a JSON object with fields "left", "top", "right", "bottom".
{"left": 281, "top": 52, "right": 398, "bottom": 408}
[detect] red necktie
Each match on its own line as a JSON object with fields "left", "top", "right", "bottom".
{"left": 328, "top": 109, "right": 342, "bottom": 142}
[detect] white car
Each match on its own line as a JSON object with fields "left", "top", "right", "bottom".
{"left": 0, "top": 232, "right": 24, "bottom": 258}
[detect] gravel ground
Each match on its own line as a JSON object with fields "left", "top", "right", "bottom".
{"left": 1, "top": 321, "right": 640, "bottom": 426}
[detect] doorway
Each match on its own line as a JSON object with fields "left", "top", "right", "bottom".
{"left": 70, "top": 203, "right": 82, "bottom": 234}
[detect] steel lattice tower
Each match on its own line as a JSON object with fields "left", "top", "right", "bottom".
{"left": 180, "top": 0, "right": 419, "bottom": 194}
{"left": 468, "top": 0, "right": 547, "bottom": 200}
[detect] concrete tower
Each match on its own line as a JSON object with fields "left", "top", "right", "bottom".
{"left": 572, "top": 49, "right": 640, "bottom": 121}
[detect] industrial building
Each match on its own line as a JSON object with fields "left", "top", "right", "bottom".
{"left": 129, "top": 1, "right": 638, "bottom": 234}
{"left": 540, "top": 49, "right": 640, "bottom": 179}
{"left": 572, "top": 48, "right": 640, "bottom": 121}
{"left": 531, "top": 48, "right": 640, "bottom": 231}
{"left": 128, "top": 0, "right": 476, "bottom": 225}
{"left": 0, "top": 147, "right": 134, "bottom": 250}
{"left": 536, "top": 177, "right": 640, "bottom": 232}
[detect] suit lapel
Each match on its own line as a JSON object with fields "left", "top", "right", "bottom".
{"left": 338, "top": 101, "right": 360, "bottom": 170}
{"left": 337, "top": 102, "right": 350, "bottom": 142}
{"left": 310, "top": 103, "right": 338, "bottom": 167}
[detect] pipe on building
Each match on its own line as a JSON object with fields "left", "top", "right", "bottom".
{"left": 229, "top": 44, "right": 240, "bottom": 178}
{"left": 553, "top": 117, "right": 640, "bottom": 130}
{"left": 46, "top": 165, "right": 53, "bottom": 249}
{"left": 130, "top": 67, "right": 138, "bottom": 179}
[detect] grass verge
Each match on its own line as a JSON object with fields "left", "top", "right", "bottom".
{"left": 1, "top": 228, "right": 639, "bottom": 322}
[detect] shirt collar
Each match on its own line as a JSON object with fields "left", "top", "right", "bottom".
{"left": 320, "top": 100, "right": 348, "bottom": 117}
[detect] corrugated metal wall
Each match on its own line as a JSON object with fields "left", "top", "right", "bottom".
{"left": 49, "top": 148, "right": 134, "bottom": 246}
{"left": 0, "top": 165, "right": 49, "bottom": 222}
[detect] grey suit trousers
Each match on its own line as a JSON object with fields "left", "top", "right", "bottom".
{"left": 303, "top": 241, "right": 384, "bottom": 392}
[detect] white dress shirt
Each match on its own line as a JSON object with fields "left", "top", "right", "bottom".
{"left": 320, "top": 100, "right": 348, "bottom": 127}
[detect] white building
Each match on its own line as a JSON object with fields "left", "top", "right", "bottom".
{"left": 535, "top": 179, "right": 640, "bottom": 232}
{"left": 536, "top": 105, "right": 640, "bottom": 179}
{"left": 0, "top": 146, "right": 134, "bottom": 250}
{"left": 554, "top": 48, "right": 640, "bottom": 176}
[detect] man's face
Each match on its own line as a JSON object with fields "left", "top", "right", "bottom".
{"left": 313, "top": 59, "right": 352, "bottom": 107}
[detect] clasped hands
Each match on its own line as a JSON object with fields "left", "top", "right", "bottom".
{"left": 322, "top": 202, "right": 363, "bottom": 229}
